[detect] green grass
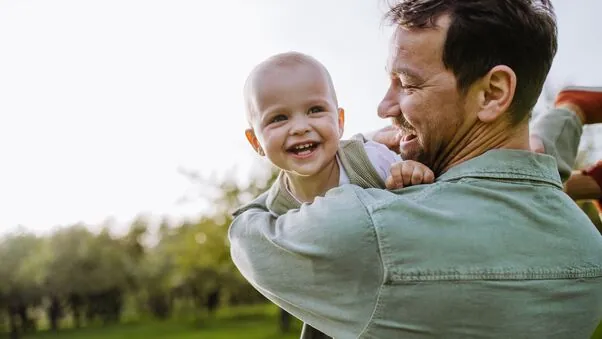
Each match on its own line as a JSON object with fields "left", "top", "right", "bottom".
{"left": 17, "top": 304, "right": 601, "bottom": 339}
{"left": 22, "top": 305, "right": 303, "bottom": 339}
{"left": 592, "top": 321, "right": 602, "bottom": 339}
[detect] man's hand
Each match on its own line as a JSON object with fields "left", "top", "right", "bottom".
{"left": 386, "top": 160, "right": 435, "bottom": 189}
{"left": 369, "top": 125, "right": 402, "bottom": 154}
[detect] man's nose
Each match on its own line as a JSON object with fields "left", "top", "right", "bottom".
{"left": 289, "top": 114, "right": 311, "bottom": 135}
{"left": 378, "top": 87, "right": 400, "bottom": 119}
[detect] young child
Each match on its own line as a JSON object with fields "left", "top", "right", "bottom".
{"left": 243, "top": 51, "right": 433, "bottom": 215}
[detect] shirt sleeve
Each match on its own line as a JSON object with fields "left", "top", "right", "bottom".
{"left": 228, "top": 185, "right": 384, "bottom": 338}
{"left": 362, "top": 140, "right": 402, "bottom": 183}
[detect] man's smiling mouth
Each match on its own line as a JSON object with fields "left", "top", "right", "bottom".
{"left": 401, "top": 134, "right": 417, "bottom": 142}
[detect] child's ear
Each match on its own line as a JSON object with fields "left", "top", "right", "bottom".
{"left": 337, "top": 107, "right": 345, "bottom": 137}
{"left": 245, "top": 129, "right": 264, "bottom": 156}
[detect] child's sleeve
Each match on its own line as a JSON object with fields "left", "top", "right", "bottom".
{"left": 362, "top": 140, "right": 402, "bottom": 183}
{"left": 530, "top": 108, "right": 583, "bottom": 182}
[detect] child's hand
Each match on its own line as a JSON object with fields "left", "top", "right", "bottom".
{"left": 385, "top": 160, "right": 435, "bottom": 189}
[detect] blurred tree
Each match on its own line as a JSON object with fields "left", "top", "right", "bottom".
{"left": 32, "top": 225, "right": 131, "bottom": 329}
{"left": 122, "top": 216, "right": 148, "bottom": 264}
{"left": 138, "top": 240, "right": 175, "bottom": 319}
{"left": 0, "top": 231, "right": 44, "bottom": 338}
{"left": 177, "top": 164, "right": 288, "bottom": 325}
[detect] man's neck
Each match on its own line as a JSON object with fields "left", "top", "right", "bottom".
{"left": 286, "top": 159, "right": 340, "bottom": 203}
{"left": 432, "top": 118, "right": 530, "bottom": 175}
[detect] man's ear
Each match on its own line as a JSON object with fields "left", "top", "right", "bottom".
{"left": 476, "top": 65, "right": 516, "bottom": 123}
{"left": 337, "top": 107, "right": 345, "bottom": 137}
{"left": 245, "top": 128, "right": 264, "bottom": 156}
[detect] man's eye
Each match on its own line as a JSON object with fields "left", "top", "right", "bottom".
{"left": 396, "top": 76, "right": 417, "bottom": 90}
{"left": 308, "top": 106, "right": 324, "bottom": 114}
{"left": 270, "top": 115, "right": 287, "bottom": 123}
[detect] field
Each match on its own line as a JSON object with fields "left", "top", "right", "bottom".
{"left": 14, "top": 305, "right": 602, "bottom": 339}
{"left": 19, "top": 305, "right": 303, "bottom": 339}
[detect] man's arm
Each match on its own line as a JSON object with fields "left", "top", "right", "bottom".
{"left": 229, "top": 186, "right": 384, "bottom": 338}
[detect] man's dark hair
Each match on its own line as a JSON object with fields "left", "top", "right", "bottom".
{"left": 385, "top": 0, "right": 558, "bottom": 124}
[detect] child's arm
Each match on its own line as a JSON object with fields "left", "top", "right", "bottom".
{"left": 529, "top": 108, "right": 582, "bottom": 183}
{"left": 385, "top": 160, "right": 435, "bottom": 189}
{"left": 564, "top": 161, "right": 602, "bottom": 202}
{"left": 564, "top": 171, "right": 601, "bottom": 200}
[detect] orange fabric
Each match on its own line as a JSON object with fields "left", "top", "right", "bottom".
{"left": 555, "top": 89, "right": 602, "bottom": 124}
{"left": 582, "top": 161, "right": 602, "bottom": 213}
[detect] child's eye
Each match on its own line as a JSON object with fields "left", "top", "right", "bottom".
{"left": 270, "top": 115, "right": 287, "bottom": 124}
{"left": 308, "top": 106, "right": 325, "bottom": 114}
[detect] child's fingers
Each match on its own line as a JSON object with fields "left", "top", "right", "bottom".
{"left": 386, "top": 164, "right": 404, "bottom": 189}
{"left": 411, "top": 166, "right": 425, "bottom": 185}
{"left": 385, "top": 175, "right": 398, "bottom": 189}
{"left": 401, "top": 164, "right": 415, "bottom": 187}
{"left": 423, "top": 169, "right": 435, "bottom": 184}
{"left": 388, "top": 161, "right": 436, "bottom": 189}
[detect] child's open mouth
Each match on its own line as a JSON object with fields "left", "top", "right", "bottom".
{"left": 287, "top": 142, "right": 320, "bottom": 157}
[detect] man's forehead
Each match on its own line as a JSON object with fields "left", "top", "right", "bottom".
{"left": 385, "top": 33, "right": 423, "bottom": 77}
{"left": 389, "top": 14, "right": 449, "bottom": 49}
{"left": 386, "top": 19, "right": 449, "bottom": 74}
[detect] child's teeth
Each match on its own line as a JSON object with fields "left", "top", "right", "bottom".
{"left": 295, "top": 143, "right": 312, "bottom": 150}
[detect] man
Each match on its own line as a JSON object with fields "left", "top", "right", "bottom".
{"left": 229, "top": 0, "right": 602, "bottom": 338}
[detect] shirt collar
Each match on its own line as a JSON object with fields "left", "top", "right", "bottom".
{"left": 437, "top": 149, "right": 563, "bottom": 189}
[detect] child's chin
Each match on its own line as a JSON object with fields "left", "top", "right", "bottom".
{"left": 291, "top": 167, "right": 319, "bottom": 177}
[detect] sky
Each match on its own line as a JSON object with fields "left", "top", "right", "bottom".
{"left": 1, "top": 0, "right": 601, "bottom": 235}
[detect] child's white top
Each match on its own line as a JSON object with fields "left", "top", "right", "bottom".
{"left": 338, "top": 140, "right": 401, "bottom": 185}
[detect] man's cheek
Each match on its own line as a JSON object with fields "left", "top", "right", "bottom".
{"left": 401, "top": 102, "right": 420, "bottom": 123}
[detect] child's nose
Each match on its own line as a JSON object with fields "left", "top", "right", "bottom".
{"left": 289, "top": 115, "right": 311, "bottom": 135}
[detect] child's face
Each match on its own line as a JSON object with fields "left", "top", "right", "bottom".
{"left": 245, "top": 63, "right": 344, "bottom": 178}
